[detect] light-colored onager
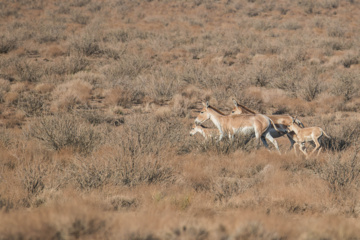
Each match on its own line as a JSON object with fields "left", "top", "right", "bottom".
{"left": 195, "top": 101, "right": 281, "bottom": 152}
{"left": 190, "top": 124, "right": 219, "bottom": 140}
{"left": 231, "top": 99, "right": 305, "bottom": 150}
{"left": 287, "top": 118, "right": 331, "bottom": 157}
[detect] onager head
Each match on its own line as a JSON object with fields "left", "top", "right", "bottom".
{"left": 287, "top": 116, "right": 301, "bottom": 133}
{"left": 230, "top": 99, "right": 257, "bottom": 115}
{"left": 194, "top": 101, "right": 211, "bottom": 125}
{"left": 190, "top": 124, "right": 200, "bottom": 136}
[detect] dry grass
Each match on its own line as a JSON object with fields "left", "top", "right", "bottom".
{"left": 1, "top": 0, "right": 360, "bottom": 239}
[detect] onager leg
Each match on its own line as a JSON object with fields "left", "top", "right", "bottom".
{"left": 260, "top": 136, "right": 270, "bottom": 149}
{"left": 286, "top": 133, "right": 296, "bottom": 151}
{"left": 265, "top": 132, "right": 280, "bottom": 153}
{"left": 309, "top": 138, "right": 321, "bottom": 157}
{"left": 293, "top": 142, "right": 299, "bottom": 156}
{"left": 299, "top": 142, "right": 308, "bottom": 158}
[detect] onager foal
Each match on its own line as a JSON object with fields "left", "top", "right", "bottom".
{"left": 190, "top": 124, "right": 219, "bottom": 140}
{"left": 287, "top": 118, "right": 331, "bottom": 157}
{"left": 195, "top": 101, "right": 281, "bottom": 152}
{"left": 231, "top": 99, "right": 304, "bottom": 150}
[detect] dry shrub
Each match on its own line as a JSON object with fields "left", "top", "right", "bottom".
{"left": 35, "top": 22, "right": 65, "bottom": 43}
{"left": 71, "top": 152, "right": 175, "bottom": 189}
{"left": 164, "top": 225, "right": 209, "bottom": 240}
{"left": 80, "top": 110, "right": 124, "bottom": 126}
{"left": 34, "top": 83, "right": 54, "bottom": 94}
{"left": 320, "top": 150, "right": 360, "bottom": 194}
{"left": 70, "top": 9, "right": 90, "bottom": 25}
{"left": 0, "top": 129, "right": 12, "bottom": 147}
{"left": 110, "top": 155, "right": 175, "bottom": 187}
{"left": 15, "top": 90, "right": 48, "bottom": 116}
{"left": 51, "top": 79, "right": 92, "bottom": 112}
{"left": 323, "top": 119, "right": 360, "bottom": 151}
{"left": 0, "top": 205, "right": 108, "bottom": 240}
{"left": 14, "top": 59, "right": 44, "bottom": 82}
{"left": 70, "top": 71, "right": 106, "bottom": 88}
{"left": 27, "top": 114, "right": 102, "bottom": 154}
{"left": 331, "top": 70, "right": 359, "bottom": 102}
{"left": 112, "top": 114, "right": 185, "bottom": 157}
{"left": 104, "top": 86, "right": 144, "bottom": 108}
{"left": 142, "top": 75, "right": 181, "bottom": 103}
{"left": 0, "top": 32, "right": 17, "bottom": 54}
{"left": 4, "top": 92, "right": 19, "bottom": 105}
{"left": 109, "top": 195, "right": 139, "bottom": 211}
{"left": 232, "top": 221, "right": 281, "bottom": 240}
{"left": 52, "top": 55, "right": 89, "bottom": 75}
{"left": 194, "top": 133, "right": 256, "bottom": 155}
{"left": 102, "top": 54, "right": 151, "bottom": 81}
{"left": 172, "top": 93, "right": 197, "bottom": 118}
{"left": 69, "top": 28, "right": 101, "bottom": 56}
{"left": 297, "top": 68, "right": 324, "bottom": 102}
{"left": 0, "top": 78, "right": 10, "bottom": 103}
{"left": 341, "top": 52, "right": 359, "bottom": 68}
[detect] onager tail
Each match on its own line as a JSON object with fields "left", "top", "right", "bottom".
{"left": 268, "top": 118, "right": 282, "bottom": 132}
{"left": 323, "top": 130, "right": 331, "bottom": 139}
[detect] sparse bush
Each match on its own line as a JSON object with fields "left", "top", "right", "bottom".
{"left": 341, "top": 53, "right": 359, "bottom": 68}
{"left": 298, "top": 70, "right": 324, "bottom": 102}
{"left": 28, "top": 114, "right": 102, "bottom": 154}
{"left": 14, "top": 59, "right": 44, "bottom": 82}
{"left": 112, "top": 155, "right": 175, "bottom": 187}
{"left": 331, "top": 71, "right": 359, "bottom": 102}
{"left": 50, "top": 79, "right": 92, "bottom": 112}
{"left": 0, "top": 32, "right": 17, "bottom": 53}
{"left": 70, "top": 10, "right": 90, "bottom": 25}
{"left": 114, "top": 114, "right": 184, "bottom": 157}
{"left": 69, "top": 30, "right": 101, "bottom": 56}
{"left": 65, "top": 54, "right": 89, "bottom": 74}
{"left": 0, "top": 79, "right": 10, "bottom": 103}
{"left": 104, "top": 86, "right": 144, "bottom": 108}
{"left": 102, "top": 54, "right": 151, "bottom": 81}
{"left": 15, "top": 91, "right": 49, "bottom": 116}
{"left": 70, "top": 0, "right": 91, "bottom": 7}
{"left": 281, "top": 21, "right": 302, "bottom": 31}
{"left": 36, "top": 22, "right": 65, "bottom": 43}
{"left": 194, "top": 133, "right": 257, "bottom": 155}
{"left": 320, "top": 150, "right": 360, "bottom": 194}
{"left": 232, "top": 221, "right": 281, "bottom": 240}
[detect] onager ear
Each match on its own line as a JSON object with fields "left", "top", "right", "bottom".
{"left": 232, "top": 98, "right": 238, "bottom": 107}
{"left": 205, "top": 101, "right": 209, "bottom": 108}
{"left": 293, "top": 116, "right": 298, "bottom": 124}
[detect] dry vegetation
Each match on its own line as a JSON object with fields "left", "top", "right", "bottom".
{"left": 1, "top": 0, "right": 360, "bottom": 239}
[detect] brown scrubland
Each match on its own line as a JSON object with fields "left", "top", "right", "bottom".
{"left": 1, "top": 0, "right": 360, "bottom": 239}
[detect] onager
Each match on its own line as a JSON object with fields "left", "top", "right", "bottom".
{"left": 190, "top": 124, "right": 219, "bottom": 140}
{"left": 287, "top": 118, "right": 331, "bottom": 157}
{"left": 195, "top": 101, "right": 281, "bottom": 152}
{"left": 231, "top": 99, "right": 305, "bottom": 150}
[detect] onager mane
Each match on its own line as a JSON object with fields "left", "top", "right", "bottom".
{"left": 207, "top": 105, "right": 226, "bottom": 116}
{"left": 236, "top": 104, "right": 257, "bottom": 114}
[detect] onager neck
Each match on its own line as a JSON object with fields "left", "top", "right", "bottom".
{"left": 197, "top": 127, "right": 206, "bottom": 138}
{"left": 207, "top": 107, "right": 225, "bottom": 133}
{"left": 291, "top": 123, "right": 301, "bottom": 134}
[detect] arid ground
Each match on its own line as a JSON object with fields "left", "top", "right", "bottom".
{"left": 1, "top": 0, "right": 360, "bottom": 239}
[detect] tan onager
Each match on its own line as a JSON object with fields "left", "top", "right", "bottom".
{"left": 190, "top": 124, "right": 219, "bottom": 140}
{"left": 231, "top": 99, "right": 305, "bottom": 150}
{"left": 287, "top": 117, "right": 331, "bottom": 157}
{"left": 195, "top": 101, "right": 281, "bottom": 152}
